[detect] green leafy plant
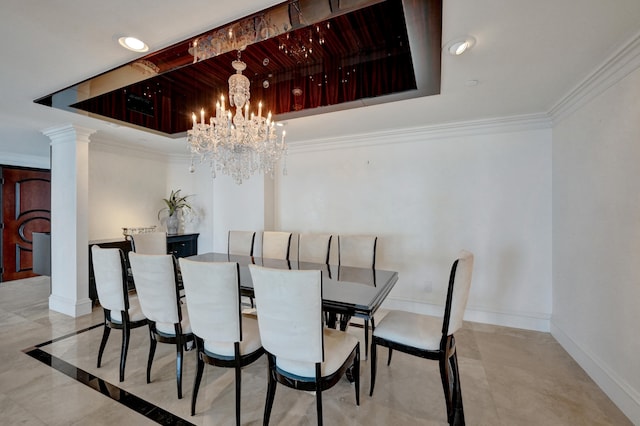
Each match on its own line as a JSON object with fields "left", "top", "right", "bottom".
{"left": 158, "top": 189, "right": 192, "bottom": 219}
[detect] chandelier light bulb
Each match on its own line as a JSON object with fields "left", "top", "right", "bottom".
{"left": 186, "top": 53, "right": 287, "bottom": 184}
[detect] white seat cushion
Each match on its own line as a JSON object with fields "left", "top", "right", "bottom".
{"left": 110, "top": 294, "right": 146, "bottom": 323}
{"left": 156, "top": 303, "right": 191, "bottom": 336}
{"left": 373, "top": 310, "right": 442, "bottom": 351}
{"left": 276, "top": 328, "right": 358, "bottom": 379}
{"left": 204, "top": 315, "right": 262, "bottom": 358}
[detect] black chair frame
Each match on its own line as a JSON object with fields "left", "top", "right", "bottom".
{"left": 144, "top": 257, "right": 195, "bottom": 399}
{"left": 191, "top": 337, "right": 265, "bottom": 421}
{"left": 263, "top": 343, "right": 360, "bottom": 426}
{"left": 96, "top": 248, "right": 148, "bottom": 382}
{"left": 370, "top": 259, "right": 465, "bottom": 426}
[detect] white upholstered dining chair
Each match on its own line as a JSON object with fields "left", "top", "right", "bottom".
{"left": 262, "top": 231, "right": 292, "bottom": 260}
{"left": 249, "top": 264, "right": 360, "bottom": 426}
{"left": 298, "top": 233, "right": 332, "bottom": 264}
{"left": 179, "top": 258, "right": 264, "bottom": 424}
{"left": 338, "top": 234, "right": 378, "bottom": 358}
{"left": 228, "top": 230, "right": 257, "bottom": 307}
{"left": 130, "top": 231, "right": 167, "bottom": 255}
{"left": 91, "top": 245, "right": 147, "bottom": 382}
{"left": 128, "top": 252, "right": 194, "bottom": 399}
{"left": 228, "top": 230, "right": 256, "bottom": 256}
{"left": 369, "top": 250, "right": 474, "bottom": 426}
{"left": 338, "top": 234, "right": 377, "bottom": 269}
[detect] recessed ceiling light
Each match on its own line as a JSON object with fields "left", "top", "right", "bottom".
{"left": 118, "top": 36, "right": 149, "bottom": 53}
{"left": 444, "top": 36, "right": 476, "bottom": 56}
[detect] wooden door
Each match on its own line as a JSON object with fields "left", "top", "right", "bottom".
{"left": 1, "top": 166, "right": 51, "bottom": 282}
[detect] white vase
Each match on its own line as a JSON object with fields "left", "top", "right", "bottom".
{"left": 166, "top": 214, "right": 179, "bottom": 235}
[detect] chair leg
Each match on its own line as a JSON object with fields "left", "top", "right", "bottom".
{"left": 354, "top": 344, "right": 360, "bottom": 405}
{"left": 364, "top": 320, "right": 369, "bottom": 360}
{"left": 315, "top": 370, "right": 323, "bottom": 426}
{"left": 146, "top": 331, "right": 157, "bottom": 384}
{"left": 439, "top": 353, "right": 453, "bottom": 424}
{"left": 235, "top": 364, "right": 242, "bottom": 426}
{"left": 97, "top": 325, "right": 110, "bottom": 368}
{"left": 450, "top": 351, "right": 465, "bottom": 426}
{"left": 369, "top": 340, "right": 377, "bottom": 397}
{"left": 176, "top": 339, "right": 184, "bottom": 399}
{"left": 119, "top": 323, "right": 131, "bottom": 382}
{"left": 191, "top": 352, "right": 205, "bottom": 416}
{"left": 264, "top": 358, "right": 277, "bottom": 426}
{"left": 325, "top": 312, "right": 336, "bottom": 328}
{"left": 439, "top": 352, "right": 464, "bottom": 425}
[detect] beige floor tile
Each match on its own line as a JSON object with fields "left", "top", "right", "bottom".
{"left": 0, "top": 277, "right": 632, "bottom": 425}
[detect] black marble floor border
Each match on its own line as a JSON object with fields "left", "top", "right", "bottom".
{"left": 23, "top": 324, "right": 194, "bottom": 426}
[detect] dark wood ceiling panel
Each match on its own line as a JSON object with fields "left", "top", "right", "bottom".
{"left": 36, "top": 0, "right": 442, "bottom": 138}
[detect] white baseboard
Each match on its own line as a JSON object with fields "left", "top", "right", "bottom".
{"left": 48, "top": 294, "right": 93, "bottom": 318}
{"left": 551, "top": 321, "right": 640, "bottom": 424}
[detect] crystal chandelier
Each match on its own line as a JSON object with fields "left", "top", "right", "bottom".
{"left": 186, "top": 51, "right": 287, "bottom": 184}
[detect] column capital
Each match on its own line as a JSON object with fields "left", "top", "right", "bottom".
{"left": 42, "top": 124, "right": 96, "bottom": 145}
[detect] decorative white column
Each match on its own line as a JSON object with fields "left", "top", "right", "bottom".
{"left": 42, "top": 124, "right": 95, "bottom": 317}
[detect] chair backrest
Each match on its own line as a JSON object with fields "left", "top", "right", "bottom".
{"left": 91, "top": 245, "right": 127, "bottom": 312}
{"left": 298, "top": 233, "right": 332, "bottom": 264}
{"left": 131, "top": 232, "right": 167, "bottom": 255}
{"left": 179, "top": 259, "right": 242, "bottom": 342}
{"left": 444, "top": 250, "right": 474, "bottom": 336}
{"left": 338, "top": 235, "right": 377, "bottom": 268}
{"left": 128, "top": 252, "right": 180, "bottom": 325}
{"left": 262, "top": 231, "right": 292, "bottom": 260}
{"left": 249, "top": 265, "right": 323, "bottom": 363}
{"left": 228, "top": 230, "right": 256, "bottom": 256}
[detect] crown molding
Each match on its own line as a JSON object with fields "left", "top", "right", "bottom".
{"left": 549, "top": 30, "right": 640, "bottom": 124}
{"left": 287, "top": 113, "right": 551, "bottom": 154}
{"left": 0, "top": 152, "right": 50, "bottom": 169}
{"left": 139, "top": 111, "right": 552, "bottom": 160}
{"left": 89, "top": 135, "right": 169, "bottom": 162}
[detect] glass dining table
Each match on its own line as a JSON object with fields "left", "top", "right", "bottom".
{"left": 187, "top": 252, "right": 399, "bottom": 330}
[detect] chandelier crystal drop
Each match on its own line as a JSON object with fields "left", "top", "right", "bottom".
{"left": 186, "top": 51, "right": 287, "bottom": 185}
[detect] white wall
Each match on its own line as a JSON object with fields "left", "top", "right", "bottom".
{"left": 88, "top": 141, "right": 169, "bottom": 241}
{"left": 209, "top": 171, "right": 267, "bottom": 254}
{"left": 166, "top": 157, "right": 215, "bottom": 254}
{"left": 552, "top": 65, "right": 640, "bottom": 423}
{"left": 277, "top": 123, "right": 553, "bottom": 330}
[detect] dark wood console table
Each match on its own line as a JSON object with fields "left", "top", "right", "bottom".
{"left": 88, "top": 233, "right": 199, "bottom": 304}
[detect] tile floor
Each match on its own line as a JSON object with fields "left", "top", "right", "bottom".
{"left": 0, "top": 276, "right": 631, "bottom": 425}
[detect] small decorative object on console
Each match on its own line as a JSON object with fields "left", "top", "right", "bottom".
{"left": 122, "top": 226, "right": 157, "bottom": 238}
{"left": 158, "top": 189, "right": 192, "bottom": 235}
